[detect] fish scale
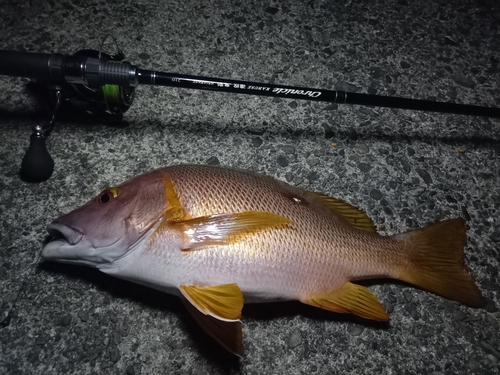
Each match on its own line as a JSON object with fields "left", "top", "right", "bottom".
{"left": 145, "top": 165, "right": 399, "bottom": 298}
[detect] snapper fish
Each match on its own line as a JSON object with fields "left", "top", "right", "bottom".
{"left": 41, "top": 164, "right": 484, "bottom": 356}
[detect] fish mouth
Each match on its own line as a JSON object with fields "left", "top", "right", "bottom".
{"left": 41, "top": 222, "right": 129, "bottom": 267}
{"left": 47, "top": 223, "right": 83, "bottom": 246}
{"left": 41, "top": 223, "right": 85, "bottom": 262}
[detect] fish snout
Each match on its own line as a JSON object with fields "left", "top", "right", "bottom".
{"left": 41, "top": 222, "right": 86, "bottom": 262}
{"left": 47, "top": 222, "right": 84, "bottom": 246}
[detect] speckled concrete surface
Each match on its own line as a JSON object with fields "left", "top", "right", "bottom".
{"left": 1, "top": 0, "right": 499, "bottom": 374}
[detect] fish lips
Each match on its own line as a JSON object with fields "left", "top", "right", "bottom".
{"left": 41, "top": 223, "right": 86, "bottom": 262}
{"left": 42, "top": 223, "right": 107, "bottom": 266}
{"left": 47, "top": 222, "right": 84, "bottom": 246}
{"left": 41, "top": 222, "right": 130, "bottom": 267}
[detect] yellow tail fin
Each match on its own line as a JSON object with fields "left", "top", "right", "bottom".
{"left": 394, "top": 218, "right": 484, "bottom": 308}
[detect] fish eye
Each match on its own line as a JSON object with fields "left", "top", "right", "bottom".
{"left": 98, "top": 187, "right": 119, "bottom": 204}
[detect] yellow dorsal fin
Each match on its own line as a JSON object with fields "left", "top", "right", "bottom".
{"left": 180, "top": 284, "right": 244, "bottom": 322}
{"left": 181, "top": 297, "right": 243, "bottom": 357}
{"left": 175, "top": 211, "right": 293, "bottom": 250}
{"left": 311, "top": 192, "right": 376, "bottom": 232}
{"left": 302, "top": 282, "right": 389, "bottom": 321}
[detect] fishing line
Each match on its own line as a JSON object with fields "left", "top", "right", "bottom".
{"left": 0, "top": 253, "right": 42, "bottom": 328}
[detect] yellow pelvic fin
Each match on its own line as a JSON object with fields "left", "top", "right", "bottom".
{"left": 310, "top": 192, "right": 376, "bottom": 232}
{"left": 394, "top": 218, "right": 484, "bottom": 308}
{"left": 180, "top": 283, "right": 244, "bottom": 322}
{"left": 181, "top": 297, "right": 243, "bottom": 357}
{"left": 174, "top": 211, "right": 293, "bottom": 250}
{"left": 302, "top": 282, "right": 390, "bottom": 321}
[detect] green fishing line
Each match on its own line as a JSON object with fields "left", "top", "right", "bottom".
{"left": 102, "top": 84, "right": 120, "bottom": 103}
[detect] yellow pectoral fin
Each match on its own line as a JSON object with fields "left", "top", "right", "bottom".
{"left": 310, "top": 192, "right": 376, "bottom": 232}
{"left": 302, "top": 282, "right": 389, "bottom": 321}
{"left": 174, "top": 211, "right": 293, "bottom": 250}
{"left": 180, "top": 284, "right": 244, "bottom": 322}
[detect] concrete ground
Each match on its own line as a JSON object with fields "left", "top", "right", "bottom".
{"left": 1, "top": 0, "right": 499, "bottom": 374}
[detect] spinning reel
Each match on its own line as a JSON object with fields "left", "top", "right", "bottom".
{"left": 19, "top": 48, "right": 135, "bottom": 182}
{"left": 1, "top": 42, "right": 499, "bottom": 182}
{"left": 62, "top": 49, "right": 135, "bottom": 121}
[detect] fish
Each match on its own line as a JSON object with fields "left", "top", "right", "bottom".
{"left": 41, "top": 164, "right": 484, "bottom": 356}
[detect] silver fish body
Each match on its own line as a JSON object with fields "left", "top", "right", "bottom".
{"left": 41, "top": 164, "right": 484, "bottom": 355}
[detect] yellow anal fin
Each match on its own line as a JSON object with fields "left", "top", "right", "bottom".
{"left": 175, "top": 211, "right": 293, "bottom": 250}
{"left": 181, "top": 297, "right": 243, "bottom": 357}
{"left": 310, "top": 192, "right": 376, "bottom": 232}
{"left": 302, "top": 282, "right": 389, "bottom": 321}
{"left": 180, "top": 284, "right": 244, "bottom": 322}
{"left": 394, "top": 218, "right": 484, "bottom": 308}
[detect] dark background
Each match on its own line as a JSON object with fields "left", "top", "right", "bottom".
{"left": 1, "top": 0, "right": 499, "bottom": 374}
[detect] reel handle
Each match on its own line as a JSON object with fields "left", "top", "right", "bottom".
{"left": 20, "top": 128, "right": 54, "bottom": 182}
{"left": 19, "top": 89, "right": 63, "bottom": 183}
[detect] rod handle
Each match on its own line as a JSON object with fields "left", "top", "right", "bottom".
{"left": 0, "top": 50, "right": 65, "bottom": 82}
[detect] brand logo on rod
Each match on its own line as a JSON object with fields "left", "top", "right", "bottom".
{"left": 273, "top": 88, "right": 321, "bottom": 98}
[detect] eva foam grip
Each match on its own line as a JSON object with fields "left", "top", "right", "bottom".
{"left": 0, "top": 50, "right": 64, "bottom": 81}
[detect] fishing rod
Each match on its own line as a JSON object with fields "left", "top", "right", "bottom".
{"left": 1, "top": 48, "right": 499, "bottom": 182}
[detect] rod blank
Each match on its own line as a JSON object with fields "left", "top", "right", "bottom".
{"left": 137, "top": 69, "right": 500, "bottom": 118}
{"left": 0, "top": 49, "right": 499, "bottom": 118}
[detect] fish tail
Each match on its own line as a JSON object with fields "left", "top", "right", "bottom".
{"left": 393, "top": 217, "right": 484, "bottom": 307}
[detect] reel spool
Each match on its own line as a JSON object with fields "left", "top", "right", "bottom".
{"left": 67, "top": 49, "right": 135, "bottom": 123}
